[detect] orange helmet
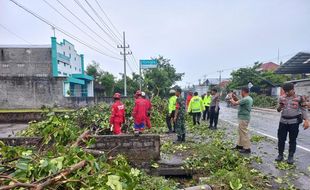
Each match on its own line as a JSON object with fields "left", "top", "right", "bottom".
{"left": 113, "top": 93, "right": 121, "bottom": 99}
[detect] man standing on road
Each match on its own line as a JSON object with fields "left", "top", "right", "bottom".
{"left": 174, "top": 88, "right": 186, "bottom": 143}
{"left": 230, "top": 87, "right": 253, "bottom": 154}
{"left": 203, "top": 92, "right": 211, "bottom": 121}
{"left": 209, "top": 88, "right": 220, "bottom": 129}
{"left": 275, "top": 83, "right": 309, "bottom": 164}
{"left": 166, "top": 89, "right": 177, "bottom": 133}
{"left": 188, "top": 92, "right": 205, "bottom": 125}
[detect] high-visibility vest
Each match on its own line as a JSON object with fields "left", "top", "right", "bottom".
{"left": 203, "top": 95, "right": 212, "bottom": 107}
{"left": 188, "top": 96, "right": 205, "bottom": 113}
{"left": 168, "top": 95, "right": 177, "bottom": 114}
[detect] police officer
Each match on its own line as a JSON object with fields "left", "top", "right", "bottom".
{"left": 209, "top": 88, "right": 220, "bottom": 129}
{"left": 174, "top": 88, "right": 186, "bottom": 143}
{"left": 203, "top": 92, "right": 212, "bottom": 121}
{"left": 166, "top": 89, "right": 177, "bottom": 133}
{"left": 188, "top": 92, "right": 205, "bottom": 125}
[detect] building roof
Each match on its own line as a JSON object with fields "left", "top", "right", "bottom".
{"left": 275, "top": 52, "right": 310, "bottom": 74}
{"left": 0, "top": 45, "right": 51, "bottom": 48}
{"left": 258, "top": 62, "right": 279, "bottom": 72}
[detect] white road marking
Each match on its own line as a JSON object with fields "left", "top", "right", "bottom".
{"left": 221, "top": 119, "right": 310, "bottom": 153}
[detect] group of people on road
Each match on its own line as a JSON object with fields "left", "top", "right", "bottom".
{"left": 109, "top": 90, "right": 152, "bottom": 135}
{"left": 110, "top": 83, "right": 309, "bottom": 165}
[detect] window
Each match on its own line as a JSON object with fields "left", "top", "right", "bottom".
{"left": 69, "top": 46, "right": 71, "bottom": 50}
{"left": 17, "top": 63, "right": 25, "bottom": 67}
{"left": 75, "top": 67, "right": 77, "bottom": 70}
{"left": 64, "top": 63, "right": 66, "bottom": 67}
{"left": 69, "top": 53, "right": 71, "bottom": 58}
{"left": 58, "top": 71, "right": 61, "bottom": 74}
{"left": 74, "top": 57, "right": 76, "bottom": 61}
{"left": 2, "top": 64, "right": 9, "bottom": 68}
{"left": 63, "top": 51, "right": 65, "bottom": 55}
{"left": 18, "top": 73, "right": 25, "bottom": 77}
{"left": 63, "top": 72, "right": 68, "bottom": 76}
{"left": 70, "top": 66, "right": 72, "bottom": 68}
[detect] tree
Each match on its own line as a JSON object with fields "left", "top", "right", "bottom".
{"left": 143, "top": 56, "right": 184, "bottom": 97}
{"left": 228, "top": 62, "right": 289, "bottom": 90}
{"left": 86, "top": 61, "right": 115, "bottom": 96}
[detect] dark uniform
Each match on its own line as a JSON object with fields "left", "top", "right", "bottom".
{"left": 175, "top": 96, "right": 186, "bottom": 141}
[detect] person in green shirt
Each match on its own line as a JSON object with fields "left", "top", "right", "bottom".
{"left": 166, "top": 89, "right": 177, "bottom": 133}
{"left": 230, "top": 87, "right": 253, "bottom": 154}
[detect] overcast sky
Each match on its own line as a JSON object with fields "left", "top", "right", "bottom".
{"left": 1, "top": 0, "right": 310, "bottom": 86}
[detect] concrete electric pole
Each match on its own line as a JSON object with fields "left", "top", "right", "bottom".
{"left": 117, "top": 32, "right": 132, "bottom": 97}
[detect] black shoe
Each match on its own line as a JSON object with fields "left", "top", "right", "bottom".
{"left": 232, "top": 145, "right": 243, "bottom": 150}
{"left": 239, "top": 149, "right": 251, "bottom": 154}
{"left": 181, "top": 134, "right": 186, "bottom": 142}
{"left": 275, "top": 155, "right": 284, "bottom": 162}
{"left": 287, "top": 155, "right": 294, "bottom": 164}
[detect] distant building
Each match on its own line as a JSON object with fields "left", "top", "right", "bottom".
{"left": 257, "top": 62, "right": 279, "bottom": 72}
{"left": 0, "top": 37, "right": 94, "bottom": 109}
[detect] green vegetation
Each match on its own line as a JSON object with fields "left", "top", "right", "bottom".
{"left": 251, "top": 93, "right": 278, "bottom": 108}
{"left": 86, "top": 56, "right": 184, "bottom": 97}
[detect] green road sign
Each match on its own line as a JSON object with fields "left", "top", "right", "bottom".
{"left": 140, "top": 60, "right": 158, "bottom": 69}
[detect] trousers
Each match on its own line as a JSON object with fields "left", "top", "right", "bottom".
{"left": 209, "top": 106, "right": 219, "bottom": 128}
{"left": 277, "top": 122, "right": 299, "bottom": 156}
{"left": 237, "top": 120, "right": 251, "bottom": 149}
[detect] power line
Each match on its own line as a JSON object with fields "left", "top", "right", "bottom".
{"left": 94, "top": 0, "right": 122, "bottom": 39}
{"left": 9, "top": 0, "right": 122, "bottom": 60}
{"left": 54, "top": 0, "right": 117, "bottom": 51}
{"left": 83, "top": 0, "right": 122, "bottom": 44}
{"left": 0, "top": 23, "right": 32, "bottom": 44}
{"left": 72, "top": 0, "right": 120, "bottom": 45}
{"left": 42, "top": 0, "right": 119, "bottom": 57}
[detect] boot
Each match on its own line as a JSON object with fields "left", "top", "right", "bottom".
{"left": 232, "top": 145, "right": 243, "bottom": 150}
{"left": 287, "top": 154, "right": 294, "bottom": 164}
{"left": 181, "top": 134, "right": 186, "bottom": 142}
{"left": 275, "top": 154, "right": 284, "bottom": 162}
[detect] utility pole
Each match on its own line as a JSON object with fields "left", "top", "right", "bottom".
{"left": 217, "top": 70, "right": 223, "bottom": 84}
{"left": 117, "top": 32, "right": 131, "bottom": 97}
{"left": 277, "top": 48, "right": 280, "bottom": 64}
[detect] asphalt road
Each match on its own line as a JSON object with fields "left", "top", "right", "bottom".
{"left": 219, "top": 103, "right": 310, "bottom": 151}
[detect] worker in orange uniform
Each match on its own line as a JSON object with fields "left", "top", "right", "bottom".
{"left": 142, "top": 91, "right": 152, "bottom": 129}
{"left": 186, "top": 91, "right": 193, "bottom": 109}
{"left": 109, "top": 93, "right": 125, "bottom": 135}
{"left": 132, "top": 90, "right": 148, "bottom": 134}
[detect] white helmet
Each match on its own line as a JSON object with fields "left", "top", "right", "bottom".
{"left": 169, "top": 89, "right": 176, "bottom": 94}
{"left": 141, "top": 91, "right": 146, "bottom": 97}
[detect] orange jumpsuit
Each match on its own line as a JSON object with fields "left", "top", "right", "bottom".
{"left": 110, "top": 100, "right": 125, "bottom": 135}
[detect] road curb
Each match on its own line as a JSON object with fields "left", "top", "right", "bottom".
{"left": 252, "top": 107, "right": 277, "bottom": 113}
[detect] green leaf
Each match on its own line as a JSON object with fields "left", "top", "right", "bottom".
{"left": 16, "top": 162, "right": 28, "bottom": 170}
{"left": 106, "top": 175, "right": 122, "bottom": 190}
{"left": 229, "top": 178, "right": 243, "bottom": 190}
{"left": 151, "top": 163, "right": 159, "bottom": 168}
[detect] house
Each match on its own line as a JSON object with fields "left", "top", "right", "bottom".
{"left": 275, "top": 52, "right": 310, "bottom": 75}
{"left": 257, "top": 62, "right": 279, "bottom": 72}
{"left": 0, "top": 37, "right": 94, "bottom": 109}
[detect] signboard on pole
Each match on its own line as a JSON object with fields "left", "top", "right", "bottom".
{"left": 140, "top": 60, "right": 158, "bottom": 69}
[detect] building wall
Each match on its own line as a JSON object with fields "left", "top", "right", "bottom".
{"left": 0, "top": 47, "right": 52, "bottom": 77}
{"left": 0, "top": 76, "right": 65, "bottom": 109}
{"left": 295, "top": 81, "right": 310, "bottom": 97}
{"left": 55, "top": 39, "right": 83, "bottom": 76}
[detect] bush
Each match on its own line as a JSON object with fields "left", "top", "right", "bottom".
{"left": 250, "top": 93, "right": 277, "bottom": 108}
